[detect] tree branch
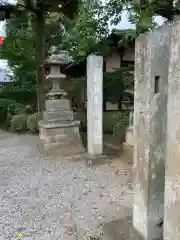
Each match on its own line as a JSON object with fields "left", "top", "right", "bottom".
{"left": 22, "top": 0, "right": 39, "bottom": 14}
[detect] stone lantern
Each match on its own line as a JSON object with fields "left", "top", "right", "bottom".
{"left": 39, "top": 49, "right": 84, "bottom": 155}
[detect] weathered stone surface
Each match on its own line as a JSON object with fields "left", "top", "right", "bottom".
{"left": 87, "top": 55, "right": 103, "bottom": 157}
{"left": 43, "top": 110, "right": 74, "bottom": 122}
{"left": 164, "top": 20, "right": 180, "bottom": 240}
{"left": 41, "top": 133, "right": 84, "bottom": 155}
{"left": 45, "top": 99, "right": 70, "bottom": 110}
{"left": 133, "top": 25, "right": 169, "bottom": 239}
{"left": 39, "top": 120, "right": 83, "bottom": 155}
{"left": 39, "top": 62, "right": 83, "bottom": 155}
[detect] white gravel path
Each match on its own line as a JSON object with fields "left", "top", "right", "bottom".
{"left": 0, "top": 132, "right": 132, "bottom": 240}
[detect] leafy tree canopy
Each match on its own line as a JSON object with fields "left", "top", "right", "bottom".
{"left": 105, "top": 0, "right": 180, "bottom": 33}
{"left": 61, "top": 0, "right": 109, "bottom": 61}
{"left": 0, "top": 0, "right": 80, "bottom": 113}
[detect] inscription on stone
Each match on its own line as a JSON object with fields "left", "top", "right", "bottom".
{"left": 87, "top": 55, "right": 103, "bottom": 156}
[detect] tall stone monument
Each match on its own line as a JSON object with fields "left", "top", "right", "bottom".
{"left": 39, "top": 50, "right": 84, "bottom": 155}
{"left": 133, "top": 25, "right": 170, "bottom": 239}
{"left": 164, "top": 20, "right": 180, "bottom": 240}
{"left": 87, "top": 55, "right": 103, "bottom": 157}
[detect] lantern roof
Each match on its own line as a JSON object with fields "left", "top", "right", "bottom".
{"left": 44, "top": 47, "right": 73, "bottom": 67}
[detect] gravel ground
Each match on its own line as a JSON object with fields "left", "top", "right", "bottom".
{"left": 0, "top": 131, "right": 132, "bottom": 240}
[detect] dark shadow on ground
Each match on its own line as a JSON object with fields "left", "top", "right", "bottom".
{"left": 101, "top": 215, "right": 163, "bottom": 240}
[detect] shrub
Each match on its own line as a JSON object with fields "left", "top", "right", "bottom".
{"left": 0, "top": 108, "right": 7, "bottom": 126}
{"left": 18, "top": 105, "right": 32, "bottom": 114}
{"left": 0, "top": 99, "right": 13, "bottom": 127}
{"left": 75, "top": 111, "right": 122, "bottom": 133}
{"left": 113, "top": 111, "right": 129, "bottom": 143}
{"left": 2, "top": 113, "right": 13, "bottom": 130}
{"left": 0, "top": 99, "right": 26, "bottom": 129}
{"left": 103, "top": 111, "right": 119, "bottom": 133}
{"left": 11, "top": 114, "right": 29, "bottom": 133}
{"left": 27, "top": 112, "right": 41, "bottom": 133}
{"left": 7, "top": 101, "right": 24, "bottom": 116}
{"left": 74, "top": 112, "right": 87, "bottom": 132}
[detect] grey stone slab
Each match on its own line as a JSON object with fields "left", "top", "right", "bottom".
{"left": 133, "top": 24, "right": 170, "bottom": 239}
{"left": 43, "top": 110, "right": 74, "bottom": 122}
{"left": 87, "top": 55, "right": 103, "bottom": 157}
{"left": 45, "top": 99, "right": 70, "bottom": 111}
{"left": 164, "top": 19, "right": 180, "bottom": 240}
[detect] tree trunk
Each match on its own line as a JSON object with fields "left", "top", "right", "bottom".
{"left": 35, "top": 8, "right": 45, "bottom": 117}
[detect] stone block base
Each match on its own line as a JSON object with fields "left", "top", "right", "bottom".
{"left": 39, "top": 121, "right": 84, "bottom": 156}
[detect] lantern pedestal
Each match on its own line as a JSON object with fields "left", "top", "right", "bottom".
{"left": 39, "top": 120, "right": 84, "bottom": 156}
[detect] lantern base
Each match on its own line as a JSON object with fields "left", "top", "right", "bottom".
{"left": 38, "top": 120, "right": 84, "bottom": 156}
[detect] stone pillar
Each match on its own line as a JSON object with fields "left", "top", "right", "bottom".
{"left": 133, "top": 25, "right": 170, "bottom": 239}
{"left": 164, "top": 20, "right": 180, "bottom": 240}
{"left": 87, "top": 55, "right": 103, "bottom": 157}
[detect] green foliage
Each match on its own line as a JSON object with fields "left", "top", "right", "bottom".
{"left": 0, "top": 97, "right": 35, "bottom": 129}
{"left": 11, "top": 113, "right": 29, "bottom": 133}
{"left": 62, "top": 1, "right": 109, "bottom": 61}
{"left": 18, "top": 106, "right": 32, "bottom": 114}
{"left": 0, "top": 10, "right": 65, "bottom": 77}
{"left": 0, "top": 68, "right": 37, "bottom": 130}
{"left": 69, "top": 76, "right": 86, "bottom": 94}
{"left": 111, "top": 28, "right": 137, "bottom": 47}
{"left": 113, "top": 111, "right": 129, "bottom": 139}
{"left": 75, "top": 111, "right": 125, "bottom": 134}
{"left": 104, "top": 0, "right": 180, "bottom": 35}
{"left": 0, "top": 12, "right": 35, "bottom": 70}
{"left": 103, "top": 0, "right": 125, "bottom": 26}
{"left": 61, "top": 0, "right": 178, "bottom": 59}
{"left": 104, "top": 67, "right": 133, "bottom": 101}
{"left": 0, "top": 71, "right": 37, "bottom": 105}
{"left": 0, "top": 99, "right": 24, "bottom": 128}
{"left": 6, "top": 101, "right": 24, "bottom": 116}
{"left": 0, "top": 0, "right": 79, "bottom": 114}
{"left": 103, "top": 112, "right": 120, "bottom": 133}
{"left": 70, "top": 67, "right": 134, "bottom": 104}
{"left": 74, "top": 112, "right": 87, "bottom": 132}
{"left": 27, "top": 112, "right": 41, "bottom": 133}
{"left": 0, "top": 98, "right": 14, "bottom": 109}
{"left": 134, "top": 0, "right": 180, "bottom": 21}
{"left": 0, "top": 13, "right": 37, "bottom": 116}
